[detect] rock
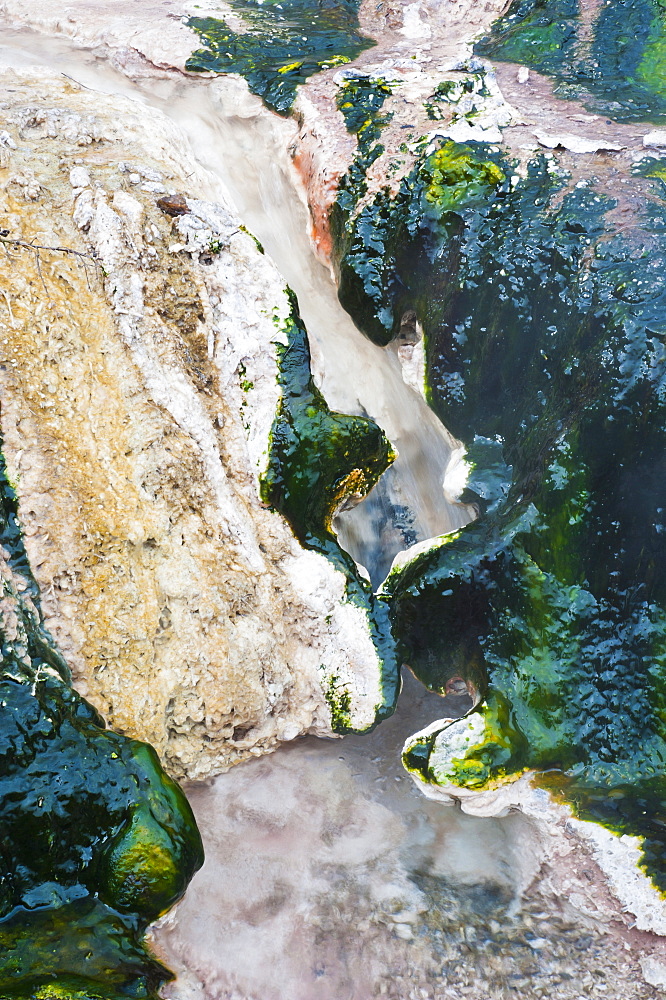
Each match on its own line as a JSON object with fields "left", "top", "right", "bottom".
{"left": 533, "top": 129, "right": 625, "bottom": 152}
{"left": 643, "top": 129, "right": 666, "bottom": 147}
{"left": 112, "top": 189, "right": 145, "bottom": 228}
{"left": 436, "top": 119, "right": 504, "bottom": 143}
{"left": 402, "top": 731, "right": 666, "bottom": 939}
{"left": 140, "top": 179, "right": 167, "bottom": 193}
{"left": 8, "top": 168, "right": 40, "bottom": 199}
{"left": 72, "top": 187, "right": 94, "bottom": 229}
{"left": 68, "top": 165, "right": 90, "bottom": 189}
{"left": 157, "top": 193, "right": 190, "bottom": 216}
{"left": 400, "top": 1, "right": 432, "bottom": 39}
{"left": 0, "top": 65, "right": 396, "bottom": 780}
{"left": 640, "top": 956, "right": 666, "bottom": 991}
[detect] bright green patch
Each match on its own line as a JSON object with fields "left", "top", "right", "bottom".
{"left": 478, "top": 0, "right": 666, "bottom": 123}
{"left": 322, "top": 672, "right": 354, "bottom": 730}
{"left": 419, "top": 143, "right": 505, "bottom": 218}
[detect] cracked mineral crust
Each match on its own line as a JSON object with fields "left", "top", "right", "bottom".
{"left": 0, "top": 66, "right": 387, "bottom": 780}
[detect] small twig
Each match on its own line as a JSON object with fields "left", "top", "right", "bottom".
{"left": 0, "top": 235, "right": 100, "bottom": 291}
{"left": 1, "top": 290, "right": 18, "bottom": 328}
{"left": 33, "top": 243, "right": 47, "bottom": 295}
{"left": 0, "top": 235, "right": 95, "bottom": 261}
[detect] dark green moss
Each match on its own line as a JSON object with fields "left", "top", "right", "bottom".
{"left": 260, "top": 291, "right": 395, "bottom": 549}
{"left": 336, "top": 76, "right": 393, "bottom": 150}
{"left": 186, "top": 0, "right": 374, "bottom": 115}
{"left": 477, "top": 0, "right": 666, "bottom": 124}
{"left": 323, "top": 673, "right": 354, "bottom": 729}
{"left": 0, "top": 449, "right": 203, "bottom": 996}
{"left": 259, "top": 291, "right": 400, "bottom": 729}
{"left": 333, "top": 135, "right": 666, "bottom": 886}
{"left": 331, "top": 141, "right": 506, "bottom": 346}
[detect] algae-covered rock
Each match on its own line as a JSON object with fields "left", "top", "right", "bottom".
{"left": 259, "top": 290, "right": 399, "bottom": 729}
{"left": 331, "top": 129, "right": 508, "bottom": 346}
{"left": 478, "top": 0, "right": 666, "bottom": 124}
{"left": 0, "top": 449, "right": 203, "bottom": 997}
{"left": 333, "top": 125, "right": 666, "bottom": 885}
{"left": 186, "top": 0, "right": 374, "bottom": 115}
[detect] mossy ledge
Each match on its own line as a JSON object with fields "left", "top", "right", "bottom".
{"left": 0, "top": 446, "right": 203, "bottom": 998}
{"left": 477, "top": 0, "right": 666, "bottom": 124}
{"left": 332, "top": 129, "right": 666, "bottom": 889}
{"left": 259, "top": 290, "right": 400, "bottom": 731}
{"left": 186, "top": 0, "right": 374, "bottom": 115}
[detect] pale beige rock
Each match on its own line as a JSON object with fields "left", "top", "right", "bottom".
{"left": 0, "top": 66, "right": 389, "bottom": 779}
{"left": 642, "top": 956, "right": 666, "bottom": 991}
{"left": 644, "top": 130, "right": 666, "bottom": 148}
{"left": 533, "top": 128, "right": 626, "bottom": 152}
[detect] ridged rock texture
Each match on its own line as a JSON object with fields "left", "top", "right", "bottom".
{"left": 0, "top": 66, "right": 396, "bottom": 782}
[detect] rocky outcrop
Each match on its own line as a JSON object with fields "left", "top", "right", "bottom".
{"left": 0, "top": 424, "right": 203, "bottom": 997}
{"left": 3, "top": 2, "right": 666, "bottom": 997}
{"left": 0, "top": 66, "right": 398, "bottom": 781}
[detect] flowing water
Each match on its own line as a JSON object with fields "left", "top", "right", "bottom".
{"left": 149, "top": 672, "right": 609, "bottom": 1000}
{"left": 0, "top": 25, "right": 471, "bottom": 586}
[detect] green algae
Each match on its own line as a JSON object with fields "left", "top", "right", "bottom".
{"left": 186, "top": 0, "right": 374, "bottom": 115}
{"left": 260, "top": 290, "right": 395, "bottom": 549}
{"left": 332, "top": 141, "right": 507, "bottom": 346}
{"left": 259, "top": 291, "right": 400, "bottom": 729}
{"left": 332, "top": 135, "right": 666, "bottom": 886}
{"left": 336, "top": 76, "right": 393, "bottom": 150}
{"left": 0, "top": 449, "right": 203, "bottom": 996}
{"left": 477, "top": 0, "right": 666, "bottom": 124}
{"left": 323, "top": 672, "right": 353, "bottom": 729}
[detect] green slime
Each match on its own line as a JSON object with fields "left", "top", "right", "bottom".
{"left": 0, "top": 450, "right": 203, "bottom": 996}
{"left": 259, "top": 292, "right": 400, "bottom": 729}
{"left": 186, "top": 0, "right": 374, "bottom": 115}
{"left": 336, "top": 76, "right": 393, "bottom": 149}
{"left": 477, "top": 0, "right": 666, "bottom": 124}
{"left": 331, "top": 134, "right": 666, "bottom": 887}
